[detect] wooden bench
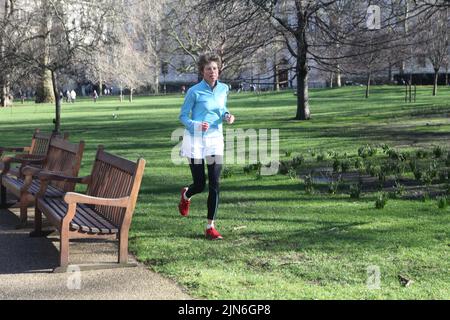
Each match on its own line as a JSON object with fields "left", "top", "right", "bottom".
{"left": 0, "top": 129, "right": 57, "bottom": 176}
{"left": 0, "top": 129, "right": 68, "bottom": 204}
{"left": 33, "top": 146, "right": 146, "bottom": 272}
{"left": 1, "top": 137, "right": 84, "bottom": 227}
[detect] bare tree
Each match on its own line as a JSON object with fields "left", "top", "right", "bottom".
{"left": 163, "top": 0, "right": 274, "bottom": 79}
{"left": 85, "top": 0, "right": 163, "bottom": 101}
{"left": 2, "top": 0, "right": 122, "bottom": 132}
{"left": 421, "top": 6, "right": 449, "bottom": 95}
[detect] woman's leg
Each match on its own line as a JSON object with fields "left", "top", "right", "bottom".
{"left": 206, "top": 155, "right": 223, "bottom": 222}
{"left": 185, "top": 158, "right": 206, "bottom": 198}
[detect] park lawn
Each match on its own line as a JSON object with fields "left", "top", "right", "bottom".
{"left": 0, "top": 85, "right": 449, "bottom": 299}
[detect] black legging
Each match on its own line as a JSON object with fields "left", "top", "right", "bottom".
{"left": 185, "top": 155, "right": 223, "bottom": 220}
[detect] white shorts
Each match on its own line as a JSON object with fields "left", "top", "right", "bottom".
{"left": 180, "top": 131, "right": 224, "bottom": 159}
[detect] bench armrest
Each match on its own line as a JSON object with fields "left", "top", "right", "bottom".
{"left": 1, "top": 154, "right": 42, "bottom": 177}
{"left": 21, "top": 166, "right": 42, "bottom": 177}
{"left": 37, "top": 170, "right": 91, "bottom": 184}
{"left": 1, "top": 154, "right": 46, "bottom": 175}
{"left": 3, "top": 154, "right": 46, "bottom": 165}
{"left": 64, "top": 192, "right": 130, "bottom": 208}
{"left": 0, "top": 146, "right": 30, "bottom": 153}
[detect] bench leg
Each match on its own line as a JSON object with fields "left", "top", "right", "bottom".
{"left": 0, "top": 183, "right": 6, "bottom": 208}
{"left": 16, "top": 204, "right": 28, "bottom": 229}
{"left": 118, "top": 235, "right": 129, "bottom": 264}
{"left": 30, "top": 206, "right": 53, "bottom": 237}
{"left": 59, "top": 229, "right": 69, "bottom": 270}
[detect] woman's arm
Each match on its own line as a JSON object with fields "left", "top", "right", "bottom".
{"left": 179, "top": 89, "right": 200, "bottom": 132}
{"left": 222, "top": 86, "right": 234, "bottom": 124}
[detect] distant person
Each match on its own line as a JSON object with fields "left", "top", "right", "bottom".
{"left": 66, "top": 90, "right": 71, "bottom": 103}
{"left": 237, "top": 82, "right": 244, "bottom": 93}
{"left": 181, "top": 85, "right": 186, "bottom": 95}
{"left": 93, "top": 90, "right": 98, "bottom": 102}
{"left": 70, "top": 90, "right": 76, "bottom": 103}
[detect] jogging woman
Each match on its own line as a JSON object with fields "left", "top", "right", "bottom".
{"left": 178, "top": 53, "right": 235, "bottom": 240}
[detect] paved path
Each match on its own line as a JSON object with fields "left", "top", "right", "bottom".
{"left": 0, "top": 207, "right": 191, "bottom": 300}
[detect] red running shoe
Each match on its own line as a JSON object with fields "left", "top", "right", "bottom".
{"left": 178, "top": 187, "right": 191, "bottom": 217}
{"left": 205, "top": 227, "right": 223, "bottom": 240}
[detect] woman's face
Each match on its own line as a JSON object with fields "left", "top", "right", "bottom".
{"left": 202, "top": 62, "right": 219, "bottom": 85}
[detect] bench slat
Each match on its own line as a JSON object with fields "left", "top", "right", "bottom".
{"left": 2, "top": 176, "right": 64, "bottom": 197}
{"left": 40, "top": 198, "right": 118, "bottom": 234}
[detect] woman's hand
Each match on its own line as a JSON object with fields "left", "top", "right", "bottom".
{"left": 225, "top": 114, "right": 235, "bottom": 124}
{"left": 201, "top": 122, "right": 210, "bottom": 132}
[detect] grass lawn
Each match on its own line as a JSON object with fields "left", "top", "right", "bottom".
{"left": 1, "top": 85, "right": 449, "bottom": 299}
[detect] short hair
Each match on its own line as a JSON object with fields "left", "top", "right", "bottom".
{"left": 198, "top": 54, "right": 222, "bottom": 74}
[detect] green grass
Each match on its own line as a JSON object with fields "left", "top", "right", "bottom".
{"left": 1, "top": 85, "right": 449, "bottom": 299}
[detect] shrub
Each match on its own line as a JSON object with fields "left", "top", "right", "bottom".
{"left": 413, "top": 170, "right": 422, "bottom": 181}
{"left": 437, "top": 197, "right": 448, "bottom": 209}
{"left": 421, "top": 172, "right": 433, "bottom": 186}
{"left": 416, "top": 150, "right": 428, "bottom": 159}
{"left": 316, "top": 153, "right": 327, "bottom": 162}
{"left": 278, "top": 161, "right": 290, "bottom": 175}
{"left": 222, "top": 167, "right": 232, "bottom": 179}
{"left": 333, "top": 159, "right": 341, "bottom": 173}
{"left": 288, "top": 168, "right": 297, "bottom": 180}
{"left": 340, "top": 160, "right": 351, "bottom": 173}
{"left": 409, "top": 160, "right": 418, "bottom": 173}
{"left": 328, "top": 177, "right": 341, "bottom": 195}
{"left": 358, "top": 144, "right": 377, "bottom": 158}
{"left": 292, "top": 155, "right": 304, "bottom": 168}
{"left": 438, "top": 170, "right": 449, "bottom": 182}
{"left": 304, "top": 174, "right": 314, "bottom": 194}
{"left": 349, "top": 183, "right": 361, "bottom": 199}
{"left": 433, "top": 146, "right": 444, "bottom": 158}
{"left": 381, "top": 144, "right": 391, "bottom": 153}
{"left": 375, "top": 193, "right": 388, "bottom": 209}
{"left": 354, "top": 157, "right": 363, "bottom": 170}
{"left": 369, "top": 165, "right": 381, "bottom": 178}
{"left": 422, "top": 192, "right": 431, "bottom": 202}
{"left": 393, "top": 180, "right": 405, "bottom": 197}
{"left": 387, "top": 149, "right": 400, "bottom": 160}
{"left": 243, "top": 162, "right": 262, "bottom": 175}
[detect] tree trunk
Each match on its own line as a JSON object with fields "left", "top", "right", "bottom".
{"left": 129, "top": 88, "right": 133, "bottom": 102}
{"left": 51, "top": 70, "right": 61, "bottom": 133}
{"left": 36, "top": 69, "right": 55, "bottom": 103}
{"left": 274, "top": 66, "right": 280, "bottom": 91}
{"left": 36, "top": 3, "right": 55, "bottom": 104}
{"left": 274, "top": 54, "right": 280, "bottom": 91}
{"left": 154, "top": 73, "right": 159, "bottom": 94}
{"left": 335, "top": 66, "right": 342, "bottom": 87}
{"left": 98, "top": 73, "right": 103, "bottom": 96}
{"left": 329, "top": 73, "right": 334, "bottom": 88}
{"left": 433, "top": 69, "right": 439, "bottom": 96}
{"left": 365, "top": 73, "right": 371, "bottom": 99}
{"left": 388, "top": 63, "right": 393, "bottom": 83}
{"left": 120, "top": 86, "right": 123, "bottom": 102}
{"left": 295, "top": 33, "right": 310, "bottom": 120}
{"left": 1, "top": 73, "right": 11, "bottom": 106}
{"left": 1, "top": 0, "right": 11, "bottom": 107}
